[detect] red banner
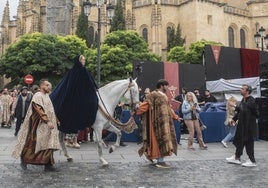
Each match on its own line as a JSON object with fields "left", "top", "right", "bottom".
{"left": 164, "top": 62, "right": 179, "bottom": 110}
{"left": 211, "top": 45, "right": 221, "bottom": 64}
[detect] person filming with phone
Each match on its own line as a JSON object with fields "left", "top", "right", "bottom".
{"left": 182, "top": 92, "right": 207, "bottom": 150}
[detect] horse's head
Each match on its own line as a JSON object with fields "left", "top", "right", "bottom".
{"left": 123, "top": 78, "right": 140, "bottom": 108}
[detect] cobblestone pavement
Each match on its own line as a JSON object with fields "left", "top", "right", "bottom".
{"left": 1, "top": 126, "right": 268, "bottom": 188}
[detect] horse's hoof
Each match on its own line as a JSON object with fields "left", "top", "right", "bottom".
{"left": 67, "top": 157, "right": 73, "bottom": 162}
{"left": 102, "top": 163, "right": 109, "bottom": 167}
{"left": 109, "top": 147, "right": 114, "bottom": 153}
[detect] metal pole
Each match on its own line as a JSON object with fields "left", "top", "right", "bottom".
{"left": 261, "top": 37, "right": 264, "bottom": 51}
{"left": 97, "top": 6, "right": 101, "bottom": 86}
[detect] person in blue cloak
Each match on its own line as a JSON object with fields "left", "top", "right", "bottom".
{"left": 50, "top": 55, "right": 99, "bottom": 134}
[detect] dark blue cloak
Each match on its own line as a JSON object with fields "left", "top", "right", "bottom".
{"left": 50, "top": 55, "right": 99, "bottom": 133}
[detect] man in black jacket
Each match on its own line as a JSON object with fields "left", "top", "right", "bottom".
{"left": 226, "top": 84, "right": 258, "bottom": 167}
{"left": 13, "top": 86, "right": 33, "bottom": 136}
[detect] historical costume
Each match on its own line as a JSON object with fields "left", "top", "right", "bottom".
{"left": 136, "top": 80, "right": 178, "bottom": 168}
{"left": 0, "top": 89, "right": 13, "bottom": 127}
{"left": 12, "top": 89, "right": 61, "bottom": 171}
{"left": 50, "top": 55, "right": 99, "bottom": 134}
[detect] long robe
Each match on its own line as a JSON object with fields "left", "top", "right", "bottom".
{"left": 12, "top": 92, "right": 61, "bottom": 165}
{"left": 136, "top": 90, "right": 178, "bottom": 160}
{"left": 0, "top": 94, "right": 12, "bottom": 124}
{"left": 50, "top": 55, "right": 99, "bottom": 133}
{"left": 233, "top": 96, "right": 258, "bottom": 146}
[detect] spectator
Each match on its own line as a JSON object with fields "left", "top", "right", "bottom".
{"left": 221, "top": 96, "right": 237, "bottom": 148}
{"left": 194, "top": 88, "right": 205, "bottom": 107}
{"left": 204, "top": 89, "right": 217, "bottom": 103}
{"left": 13, "top": 86, "right": 33, "bottom": 136}
{"left": 182, "top": 92, "right": 207, "bottom": 150}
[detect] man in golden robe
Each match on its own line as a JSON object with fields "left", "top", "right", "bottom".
{"left": 136, "top": 79, "right": 178, "bottom": 168}
{"left": 12, "top": 79, "right": 61, "bottom": 172}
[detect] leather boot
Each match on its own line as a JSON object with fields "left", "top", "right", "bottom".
{"left": 44, "top": 164, "right": 59, "bottom": 172}
{"left": 20, "top": 158, "right": 27, "bottom": 170}
{"left": 72, "top": 137, "right": 80, "bottom": 149}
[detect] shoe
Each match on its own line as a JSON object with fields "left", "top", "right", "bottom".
{"left": 200, "top": 145, "right": 208, "bottom": 150}
{"left": 20, "top": 159, "right": 27, "bottom": 170}
{"left": 72, "top": 143, "right": 80, "bottom": 149}
{"left": 44, "top": 165, "right": 59, "bottom": 172}
{"left": 242, "top": 160, "right": 257, "bottom": 167}
{"left": 188, "top": 147, "right": 195, "bottom": 150}
{"left": 221, "top": 141, "right": 228, "bottom": 148}
{"left": 155, "top": 162, "right": 171, "bottom": 169}
{"left": 14, "top": 132, "right": 18, "bottom": 136}
{"left": 226, "top": 155, "right": 241, "bottom": 165}
{"left": 90, "top": 139, "right": 94, "bottom": 142}
{"left": 65, "top": 142, "right": 73, "bottom": 147}
{"left": 120, "top": 142, "right": 128, "bottom": 147}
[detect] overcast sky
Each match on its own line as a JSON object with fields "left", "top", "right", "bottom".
{"left": 0, "top": 0, "right": 19, "bottom": 22}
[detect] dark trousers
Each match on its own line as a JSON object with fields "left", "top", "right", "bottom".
{"left": 15, "top": 117, "right": 24, "bottom": 134}
{"left": 235, "top": 138, "right": 255, "bottom": 163}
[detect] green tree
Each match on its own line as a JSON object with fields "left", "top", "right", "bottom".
{"left": 167, "top": 46, "right": 186, "bottom": 63}
{"left": 85, "top": 30, "right": 160, "bottom": 85}
{"left": 167, "top": 39, "right": 222, "bottom": 64}
{"left": 109, "top": 0, "right": 126, "bottom": 32}
{"left": 167, "top": 24, "right": 185, "bottom": 52}
{"left": 76, "top": 8, "right": 92, "bottom": 48}
{"left": 0, "top": 33, "right": 88, "bottom": 87}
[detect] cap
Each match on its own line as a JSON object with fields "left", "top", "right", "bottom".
{"left": 21, "top": 86, "right": 28, "bottom": 91}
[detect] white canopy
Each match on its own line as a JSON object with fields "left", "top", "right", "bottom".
{"left": 206, "top": 77, "right": 260, "bottom": 100}
{"left": 206, "top": 77, "right": 260, "bottom": 92}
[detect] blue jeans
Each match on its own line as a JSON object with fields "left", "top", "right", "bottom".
{"left": 222, "top": 125, "right": 237, "bottom": 142}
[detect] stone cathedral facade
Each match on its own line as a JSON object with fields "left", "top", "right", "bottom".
{"left": 1, "top": 0, "right": 268, "bottom": 61}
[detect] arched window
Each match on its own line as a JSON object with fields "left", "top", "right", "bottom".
{"left": 166, "top": 26, "right": 172, "bottom": 44}
{"left": 142, "top": 28, "right": 148, "bottom": 43}
{"left": 240, "top": 29, "right": 246, "bottom": 48}
{"left": 228, "top": 27, "right": 235, "bottom": 47}
{"left": 89, "top": 26, "right": 94, "bottom": 47}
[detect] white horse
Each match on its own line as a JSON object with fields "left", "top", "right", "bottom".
{"left": 59, "top": 78, "right": 140, "bottom": 166}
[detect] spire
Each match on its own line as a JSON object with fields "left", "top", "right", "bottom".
{"left": 1, "top": 0, "right": 10, "bottom": 26}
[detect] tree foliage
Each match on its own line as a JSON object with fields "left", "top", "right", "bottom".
{"left": 167, "top": 40, "right": 223, "bottom": 64}
{"left": 0, "top": 33, "right": 88, "bottom": 87}
{"left": 167, "top": 24, "right": 185, "bottom": 52}
{"left": 86, "top": 30, "right": 160, "bottom": 85}
{"left": 109, "top": 0, "right": 126, "bottom": 32}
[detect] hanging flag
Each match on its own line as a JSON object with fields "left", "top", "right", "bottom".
{"left": 211, "top": 45, "right": 222, "bottom": 64}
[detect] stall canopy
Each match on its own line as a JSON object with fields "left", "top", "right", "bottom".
{"left": 206, "top": 77, "right": 260, "bottom": 100}
{"left": 206, "top": 77, "right": 259, "bottom": 92}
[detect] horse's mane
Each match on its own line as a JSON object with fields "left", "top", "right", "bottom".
{"left": 99, "top": 79, "right": 129, "bottom": 91}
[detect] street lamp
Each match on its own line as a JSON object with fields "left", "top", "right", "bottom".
{"left": 254, "top": 26, "right": 268, "bottom": 51}
{"left": 83, "top": 0, "right": 115, "bottom": 86}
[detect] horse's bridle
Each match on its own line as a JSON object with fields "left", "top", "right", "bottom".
{"left": 97, "top": 78, "right": 136, "bottom": 121}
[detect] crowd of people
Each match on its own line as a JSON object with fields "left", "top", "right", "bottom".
{"left": 1, "top": 55, "right": 258, "bottom": 172}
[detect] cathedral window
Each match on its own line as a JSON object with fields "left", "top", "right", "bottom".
{"left": 240, "top": 29, "right": 246, "bottom": 48}
{"left": 228, "top": 27, "right": 235, "bottom": 47}
{"left": 167, "top": 26, "right": 172, "bottom": 45}
{"left": 142, "top": 28, "right": 148, "bottom": 43}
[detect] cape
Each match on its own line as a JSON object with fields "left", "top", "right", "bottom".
{"left": 50, "top": 55, "right": 99, "bottom": 133}
{"left": 12, "top": 92, "right": 61, "bottom": 159}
